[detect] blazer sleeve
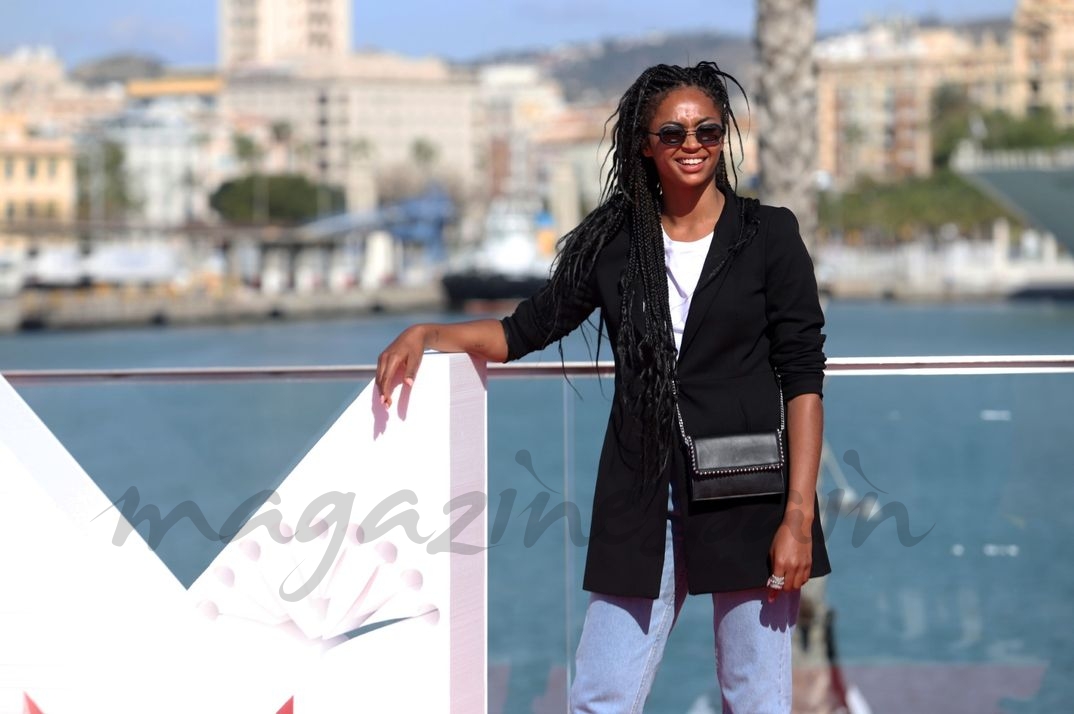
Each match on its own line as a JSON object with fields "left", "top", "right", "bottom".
{"left": 763, "top": 206, "right": 827, "bottom": 400}
{"left": 500, "top": 269, "right": 599, "bottom": 362}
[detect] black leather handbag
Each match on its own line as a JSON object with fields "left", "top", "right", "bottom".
{"left": 675, "top": 371, "right": 787, "bottom": 502}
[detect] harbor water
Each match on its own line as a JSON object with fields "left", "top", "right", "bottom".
{"left": 2, "top": 300, "right": 1073, "bottom": 713}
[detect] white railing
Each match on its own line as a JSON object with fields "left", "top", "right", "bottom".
{"left": 4, "top": 355, "right": 1074, "bottom": 385}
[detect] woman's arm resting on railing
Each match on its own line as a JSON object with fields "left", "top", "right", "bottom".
{"left": 375, "top": 320, "right": 508, "bottom": 407}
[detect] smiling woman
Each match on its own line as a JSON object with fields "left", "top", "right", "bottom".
{"left": 377, "top": 61, "right": 829, "bottom": 713}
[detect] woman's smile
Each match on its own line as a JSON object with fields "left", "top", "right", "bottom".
{"left": 675, "top": 156, "right": 708, "bottom": 171}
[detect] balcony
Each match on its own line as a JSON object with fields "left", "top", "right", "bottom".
{"left": 1, "top": 347, "right": 1072, "bottom": 713}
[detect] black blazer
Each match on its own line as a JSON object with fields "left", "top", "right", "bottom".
{"left": 501, "top": 188, "right": 831, "bottom": 597}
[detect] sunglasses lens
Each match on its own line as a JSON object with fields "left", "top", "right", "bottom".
{"left": 658, "top": 128, "right": 686, "bottom": 145}
{"left": 697, "top": 124, "right": 725, "bottom": 144}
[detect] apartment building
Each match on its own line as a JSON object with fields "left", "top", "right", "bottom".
{"left": 479, "top": 64, "right": 567, "bottom": 199}
{"left": 817, "top": 0, "right": 1074, "bottom": 186}
{"left": 0, "top": 115, "right": 75, "bottom": 223}
{"left": 0, "top": 46, "right": 124, "bottom": 134}
{"left": 219, "top": 0, "right": 351, "bottom": 70}
{"left": 222, "top": 53, "right": 481, "bottom": 210}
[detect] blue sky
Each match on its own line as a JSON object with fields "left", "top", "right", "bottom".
{"left": 4, "top": 0, "right": 1017, "bottom": 68}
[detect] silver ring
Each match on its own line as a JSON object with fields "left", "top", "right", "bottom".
{"left": 766, "top": 574, "right": 785, "bottom": 590}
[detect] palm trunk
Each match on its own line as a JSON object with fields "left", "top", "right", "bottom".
{"left": 755, "top": 3, "right": 842, "bottom": 713}
{"left": 755, "top": 0, "right": 819, "bottom": 252}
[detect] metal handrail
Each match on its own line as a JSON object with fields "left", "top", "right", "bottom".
{"left": 3, "top": 355, "right": 1074, "bottom": 385}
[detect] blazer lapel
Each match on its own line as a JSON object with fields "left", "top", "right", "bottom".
{"left": 677, "top": 191, "right": 742, "bottom": 359}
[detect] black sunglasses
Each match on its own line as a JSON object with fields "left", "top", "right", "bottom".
{"left": 647, "top": 122, "right": 726, "bottom": 147}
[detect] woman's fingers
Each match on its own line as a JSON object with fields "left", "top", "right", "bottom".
{"left": 787, "top": 564, "right": 809, "bottom": 592}
{"left": 376, "top": 326, "right": 429, "bottom": 407}
{"left": 377, "top": 350, "right": 407, "bottom": 406}
{"left": 376, "top": 347, "right": 423, "bottom": 407}
{"left": 766, "top": 571, "right": 785, "bottom": 602}
{"left": 404, "top": 349, "right": 422, "bottom": 386}
{"left": 376, "top": 352, "right": 395, "bottom": 406}
{"left": 769, "top": 521, "right": 812, "bottom": 601}
{"left": 767, "top": 559, "right": 810, "bottom": 601}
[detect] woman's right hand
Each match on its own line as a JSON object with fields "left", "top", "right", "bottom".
{"left": 376, "top": 324, "right": 428, "bottom": 407}
{"left": 374, "top": 319, "right": 510, "bottom": 407}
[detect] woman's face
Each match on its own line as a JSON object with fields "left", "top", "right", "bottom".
{"left": 642, "top": 86, "right": 725, "bottom": 196}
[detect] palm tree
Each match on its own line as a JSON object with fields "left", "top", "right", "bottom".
{"left": 755, "top": 2, "right": 840, "bottom": 705}
{"left": 182, "top": 133, "right": 210, "bottom": 225}
{"left": 344, "top": 137, "right": 377, "bottom": 211}
{"left": 347, "top": 137, "right": 373, "bottom": 163}
{"left": 271, "top": 121, "right": 294, "bottom": 172}
{"left": 233, "top": 133, "right": 263, "bottom": 173}
{"left": 755, "top": 0, "right": 819, "bottom": 252}
{"left": 233, "top": 132, "right": 268, "bottom": 223}
{"left": 410, "top": 138, "right": 438, "bottom": 169}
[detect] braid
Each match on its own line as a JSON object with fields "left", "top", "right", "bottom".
{"left": 546, "top": 60, "right": 749, "bottom": 500}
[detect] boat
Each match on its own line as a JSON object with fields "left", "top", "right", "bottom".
{"left": 1007, "top": 282, "right": 1074, "bottom": 300}
{"left": 442, "top": 201, "right": 554, "bottom": 310}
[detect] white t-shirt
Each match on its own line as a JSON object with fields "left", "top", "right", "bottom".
{"left": 663, "top": 228, "right": 714, "bottom": 352}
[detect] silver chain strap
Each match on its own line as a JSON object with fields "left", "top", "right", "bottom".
{"left": 674, "top": 370, "right": 785, "bottom": 445}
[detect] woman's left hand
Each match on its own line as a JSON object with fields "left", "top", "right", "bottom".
{"left": 767, "top": 517, "right": 812, "bottom": 602}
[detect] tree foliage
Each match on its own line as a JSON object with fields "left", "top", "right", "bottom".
{"left": 978, "top": 107, "right": 1074, "bottom": 150}
{"left": 76, "top": 140, "right": 139, "bottom": 220}
{"left": 209, "top": 173, "right": 345, "bottom": 224}
{"left": 819, "top": 170, "right": 1017, "bottom": 241}
{"left": 410, "top": 138, "right": 439, "bottom": 168}
{"left": 931, "top": 83, "right": 1074, "bottom": 168}
{"left": 233, "top": 133, "right": 264, "bottom": 170}
{"left": 931, "top": 84, "right": 976, "bottom": 169}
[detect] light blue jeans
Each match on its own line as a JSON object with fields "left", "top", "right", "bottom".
{"left": 569, "top": 482, "right": 800, "bottom": 713}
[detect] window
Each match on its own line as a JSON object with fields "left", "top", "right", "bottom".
{"left": 4, "top": 202, "right": 13, "bottom": 221}
{"left": 3, "top": 158, "right": 12, "bottom": 179}
{"left": 48, "top": 158, "right": 58, "bottom": 179}
{"left": 26, "top": 158, "right": 37, "bottom": 180}
{"left": 45, "top": 202, "right": 57, "bottom": 219}
{"left": 25, "top": 202, "right": 35, "bottom": 219}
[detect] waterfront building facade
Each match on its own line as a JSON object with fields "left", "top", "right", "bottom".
{"left": 817, "top": 0, "right": 1074, "bottom": 186}
{"left": 219, "top": 0, "right": 352, "bottom": 70}
{"left": 0, "top": 46, "right": 125, "bottom": 135}
{"left": 0, "top": 114, "right": 76, "bottom": 223}
{"left": 94, "top": 100, "right": 215, "bottom": 226}
{"left": 221, "top": 53, "right": 481, "bottom": 212}
{"left": 478, "top": 64, "right": 566, "bottom": 200}
{"left": 84, "top": 73, "right": 246, "bottom": 227}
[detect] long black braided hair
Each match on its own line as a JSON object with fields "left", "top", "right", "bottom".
{"left": 545, "top": 61, "right": 749, "bottom": 500}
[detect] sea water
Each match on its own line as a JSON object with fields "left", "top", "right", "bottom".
{"left": 2, "top": 300, "right": 1073, "bottom": 712}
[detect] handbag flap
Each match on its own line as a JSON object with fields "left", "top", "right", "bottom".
{"left": 691, "top": 431, "right": 784, "bottom": 473}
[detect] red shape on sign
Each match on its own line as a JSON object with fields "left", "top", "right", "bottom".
{"left": 23, "top": 694, "right": 45, "bottom": 714}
